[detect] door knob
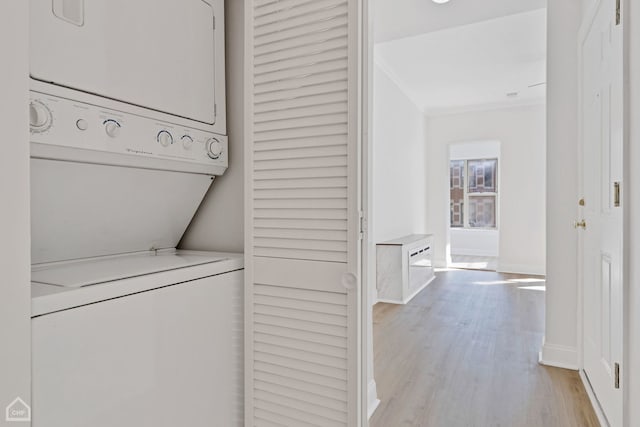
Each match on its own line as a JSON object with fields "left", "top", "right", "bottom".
{"left": 341, "top": 273, "right": 358, "bottom": 290}
{"left": 574, "top": 219, "right": 587, "bottom": 230}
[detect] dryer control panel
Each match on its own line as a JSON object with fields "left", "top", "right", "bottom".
{"left": 29, "top": 91, "right": 228, "bottom": 174}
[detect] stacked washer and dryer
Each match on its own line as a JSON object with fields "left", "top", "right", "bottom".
{"left": 28, "top": 1, "right": 242, "bottom": 426}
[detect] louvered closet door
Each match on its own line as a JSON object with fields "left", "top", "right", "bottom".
{"left": 245, "top": 0, "right": 361, "bottom": 426}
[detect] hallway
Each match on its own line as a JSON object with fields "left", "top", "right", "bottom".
{"left": 370, "top": 269, "right": 599, "bottom": 427}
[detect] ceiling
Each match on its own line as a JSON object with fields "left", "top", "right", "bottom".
{"left": 374, "top": 8, "right": 547, "bottom": 115}
{"left": 373, "top": 0, "right": 547, "bottom": 43}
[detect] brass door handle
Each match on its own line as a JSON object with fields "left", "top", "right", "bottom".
{"left": 574, "top": 219, "right": 587, "bottom": 230}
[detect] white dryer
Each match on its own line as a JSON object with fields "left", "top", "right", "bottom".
{"left": 28, "top": 0, "right": 242, "bottom": 425}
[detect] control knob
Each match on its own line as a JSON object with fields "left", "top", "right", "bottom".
{"left": 104, "top": 120, "right": 121, "bottom": 138}
{"left": 181, "top": 135, "right": 194, "bottom": 150}
{"left": 157, "top": 130, "right": 173, "bottom": 147}
{"left": 29, "top": 100, "right": 53, "bottom": 133}
{"left": 206, "top": 137, "right": 223, "bottom": 159}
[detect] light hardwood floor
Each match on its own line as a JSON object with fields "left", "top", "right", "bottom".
{"left": 370, "top": 269, "right": 599, "bottom": 427}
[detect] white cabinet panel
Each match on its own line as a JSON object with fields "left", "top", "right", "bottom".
{"left": 32, "top": 271, "right": 243, "bottom": 427}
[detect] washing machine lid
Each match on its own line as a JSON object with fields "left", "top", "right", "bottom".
{"left": 32, "top": 251, "right": 227, "bottom": 288}
{"left": 30, "top": 0, "right": 217, "bottom": 125}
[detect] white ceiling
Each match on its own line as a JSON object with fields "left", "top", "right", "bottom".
{"left": 375, "top": 8, "right": 547, "bottom": 115}
{"left": 373, "top": 0, "right": 546, "bottom": 43}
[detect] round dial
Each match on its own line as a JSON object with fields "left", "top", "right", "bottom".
{"left": 29, "top": 100, "right": 53, "bottom": 133}
{"left": 76, "top": 119, "right": 88, "bottom": 131}
{"left": 104, "top": 120, "right": 121, "bottom": 138}
{"left": 181, "top": 135, "right": 194, "bottom": 150}
{"left": 206, "top": 138, "right": 223, "bottom": 159}
{"left": 157, "top": 130, "right": 173, "bottom": 147}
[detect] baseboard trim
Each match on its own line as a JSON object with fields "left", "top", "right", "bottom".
{"left": 579, "top": 369, "right": 609, "bottom": 427}
{"left": 498, "top": 262, "right": 546, "bottom": 276}
{"left": 367, "top": 379, "right": 380, "bottom": 419}
{"left": 433, "top": 259, "right": 448, "bottom": 268}
{"left": 538, "top": 339, "right": 579, "bottom": 370}
{"left": 450, "top": 249, "right": 498, "bottom": 257}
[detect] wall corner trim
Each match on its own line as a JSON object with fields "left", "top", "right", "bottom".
{"left": 538, "top": 337, "right": 579, "bottom": 370}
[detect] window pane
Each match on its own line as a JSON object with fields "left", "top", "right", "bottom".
{"left": 450, "top": 160, "right": 464, "bottom": 228}
{"left": 468, "top": 195, "right": 496, "bottom": 228}
{"left": 468, "top": 159, "right": 497, "bottom": 193}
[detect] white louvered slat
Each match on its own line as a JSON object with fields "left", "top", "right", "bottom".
{"left": 255, "top": 81, "right": 348, "bottom": 104}
{"left": 255, "top": 17, "right": 348, "bottom": 48}
{"left": 254, "top": 228, "right": 346, "bottom": 242}
{"left": 254, "top": 26, "right": 347, "bottom": 58}
{"left": 253, "top": 248, "right": 346, "bottom": 263}
{"left": 254, "top": 154, "right": 347, "bottom": 170}
{"left": 255, "top": 389, "right": 347, "bottom": 423}
{"left": 254, "top": 49, "right": 348, "bottom": 76}
{"left": 254, "top": 177, "right": 347, "bottom": 189}
{"left": 255, "top": 102, "right": 348, "bottom": 124}
{"left": 255, "top": 59, "right": 347, "bottom": 86}
{"left": 254, "top": 91, "right": 347, "bottom": 115}
{"left": 255, "top": 71, "right": 349, "bottom": 100}
{"left": 255, "top": 361, "right": 348, "bottom": 392}
{"left": 254, "top": 208, "right": 346, "bottom": 220}
{"left": 255, "top": 186, "right": 347, "bottom": 198}
{"left": 254, "top": 124, "right": 348, "bottom": 143}
{"left": 253, "top": 113, "right": 347, "bottom": 133}
{"left": 255, "top": 379, "right": 347, "bottom": 412}
{"left": 254, "top": 134, "right": 348, "bottom": 151}
{"left": 254, "top": 0, "right": 345, "bottom": 25}
{"left": 254, "top": 0, "right": 315, "bottom": 17}
{"left": 253, "top": 323, "right": 347, "bottom": 348}
{"left": 254, "top": 5, "right": 348, "bottom": 38}
{"left": 254, "top": 146, "right": 348, "bottom": 162}
{"left": 247, "top": 0, "right": 358, "bottom": 424}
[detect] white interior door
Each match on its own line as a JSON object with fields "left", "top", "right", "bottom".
{"left": 245, "top": 0, "right": 362, "bottom": 425}
{"left": 580, "top": 0, "right": 624, "bottom": 425}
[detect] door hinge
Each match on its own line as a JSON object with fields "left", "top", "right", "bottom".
{"left": 614, "top": 182, "right": 621, "bottom": 207}
{"left": 213, "top": 15, "right": 216, "bottom": 30}
{"left": 359, "top": 211, "right": 366, "bottom": 240}
{"left": 214, "top": 103, "right": 217, "bottom": 118}
{"left": 616, "top": 0, "right": 621, "bottom": 25}
{"left": 615, "top": 362, "right": 621, "bottom": 389}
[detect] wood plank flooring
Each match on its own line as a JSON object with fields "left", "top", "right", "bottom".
{"left": 370, "top": 269, "right": 599, "bottom": 427}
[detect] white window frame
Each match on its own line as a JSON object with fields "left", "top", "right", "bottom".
{"left": 451, "top": 158, "right": 499, "bottom": 230}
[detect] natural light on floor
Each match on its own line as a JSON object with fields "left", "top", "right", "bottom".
{"left": 468, "top": 278, "right": 546, "bottom": 288}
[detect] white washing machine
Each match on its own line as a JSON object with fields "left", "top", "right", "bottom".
{"left": 31, "top": 250, "right": 244, "bottom": 427}
{"left": 28, "top": 0, "right": 242, "bottom": 425}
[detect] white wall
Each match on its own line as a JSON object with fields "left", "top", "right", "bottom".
{"left": 539, "top": 0, "right": 581, "bottom": 369}
{"left": 0, "top": 1, "right": 31, "bottom": 423}
{"left": 450, "top": 229, "right": 499, "bottom": 257}
{"left": 180, "top": 0, "right": 244, "bottom": 253}
{"left": 372, "top": 64, "right": 427, "bottom": 243}
{"left": 426, "top": 105, "right": 546, "bottom": 275}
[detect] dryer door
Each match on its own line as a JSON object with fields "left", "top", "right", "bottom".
{"left": 30, "top": 0, "right": 217, "bottom": 125}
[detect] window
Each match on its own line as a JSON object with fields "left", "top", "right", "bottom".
{"left": 450, "top": 158, "right": 498, "bottom": 229}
